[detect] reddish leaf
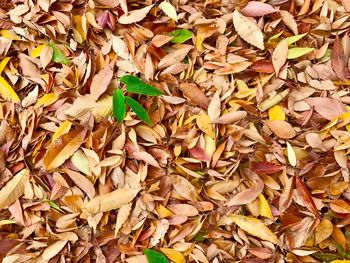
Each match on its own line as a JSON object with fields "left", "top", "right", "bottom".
{"left": 250, "top": 60, "right": 275, "bottom": 73}
{"left": 252, "top": 162, "right": 284, "bottom": 175}
{"left": 295, "top": 176, "right": 319, "bottom": 216}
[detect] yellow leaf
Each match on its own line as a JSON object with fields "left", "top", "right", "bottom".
{"left": 196, "top": 114, "right": 214, "bottom": 138}
{"left": 268, "top": 105, "right": 285, "bottom": 120}
{"left": 0, "top": 76, "right": 20, "bottom": 103}
{"left": 159, "top": 1, "right": 178, "bottom": 21}
{"left": 156, "top": 204, "right": 173, "bottom": 218}
{"left": 52, "top": 120, "right": 72, "bottom": 142}
{"left": 73, "top": 15, "right": 87, "bottom": 42}
{"left": 330, "top": 261, "right": 350, "bottom": 263}
{"left": 0, "top": 30, "right": 20, "bottom": 40}
{"left": 31, "top": 44, "right": 46, "bottom": 58}
{"left": 287, "top": 47, "right": 314, "bottom": 59}
{"left": 35, "top": 93, "right": 58, "bottom": 108}
{"left": 160, "top": 248, "right": 186, "bottom": 263}
{"left": 233, "top": 10, "right": 264, "bottom": 50}
{"left": 258, "top": 194, "right": 273, "bottom": 219}
{"left": 0, "top": 169, "right": 28, "bottom": 210}
{"left": 0, "top": 220, "right": 17, "bottom": 227}
{"left": 287, "top": 142, "right": 297, "bottom": 167}
{"left": 0, "top": 57, "right": 10, "bottom": 74}
{"left": 82, "top": 188, "right": 140, "bottom": 215}
{"left": 230, "top": 214, "right": 280, "bottom": 244}
{"left": 196, "top": 33, "right": 205, "bottom": 52}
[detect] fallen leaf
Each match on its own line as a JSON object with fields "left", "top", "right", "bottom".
{"left": 258, "top": 194, "right": 273, "bottom": 219}
{"left": 160, "top": 248, "right": 185, "bottom": 263}
{"left": 330, "top": 200, "right": 350, "bottom": 214}
{"left": 286, "top": 142, "right": 297, "bottom": 167}
{"left": 268, "top": 105, "right": 285, "bottom": 121}
{"left": 179, "top": 82, "right": 210, "bottom": 109}
{"left": 42, "top": 241, "right": 67, "bottom": 261}
{"left": 306, "top": 98, "right": 347, "bottom": 120}
{"left": 272, "top": 40, "right": 288, "bottom": 76}
{"left": 82, "top": 188, "right": 140, "bottom": 215}
{"left": 287, "top": 48, "right": 314, "bottom": 59}
{"left": 43, "top": 127, "right": 87, "bottom": 170}
{"left": 265, "top": 120, "right": 296, "bottom": 139}
{"left": 171, "top": 174, "right": 198, "bottom": 201}
{"left": 0, "top": 76, "right": 20, "bottom": 103}
{"left": 315, "top": 218, "right": 333, "bottom": 244}
{"left": 233, "top": 10, "right": 264, "bottom": 50}
{"left": 90, "top": 66, "right": 113, "bottom": 100}
{"left": 331, "top": 35, "right": 349, "bottom": 80}
{"left": 0, "top": 169, "right": 28, "bottom": 210}
{"left": 230, "top": 215, "right": 280, "bottom": 244}
{"left": 115, "top": 203, "right": 132, "bottom": 237}
{"left": 227, "top": 178, "right": 264, "bottom": 206}
{"left": 214, "top": 110, "right": 247, "bottom": 124}
{"left": 240, "top": 1, "right": 277, "bottom": 17}
{"left": 118, "top": 5, "right": 154, "bottom": 24}
{"left": 295, "top": 176, "right": 319, "bottom": 216}
{"left": 159, "top": 1, "right": 177, "bottom": 21}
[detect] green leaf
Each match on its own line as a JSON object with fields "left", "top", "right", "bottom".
{"left": 313, "top": 252, "right": 341, "bottom": 262}
{"left": 168, "top": 29, "right": 193, "bottom": 44}
{"left": 113, "top": 89, "right": 126, "bottom": 123}
{"left": 49, "top": 41, "right": 71, "bottom": 65}
{"left": 144, "top": 249, "right": 169, "bottom": 263}
{"left": 127, "top": 83, "right": 162, "bottom": 96}
{"left": 287, "top": 47, "right": 314, "bottom": 59}
{"left": 47, "top": 199, "right": 64, "bottom": 213}
{"left": 285, "top": 33, "right": 307, "bottom": 46}
{"left": 120, "top": 75, "right": 143, "bottom": 86}
{"left": 125, "top": 96, "right": 152, "bottom": 125}
{"left": 120, "top": 75, "right": 163, "bottom": 96}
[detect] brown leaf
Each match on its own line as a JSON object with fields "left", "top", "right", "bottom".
{"left": 118, "top": 5, "right": 154, "bottom": 24}
{"left": 171, "top": 174, "right": 198, "bottom": 201}
{"left": 65, "top": 168, "right": 95, "bottom": 199}
{"left": 90, "top": 66, "right": 113, "bottom": 101}
{"left": 341, "top": 0, "right": 350, "bottom": 11}
{"left": 331, "top": 35, "right": 349, "bottom": 80}
{"left": 279, "top": 176, "right": 294, "bottom": 212}
{"left": 0, "top": 169, "right": 28, "bottom": 210}
{"left": 43, "top": 127, "right": 87, "bottom": 170}
{"left": 306, "top": 97, "right": 347, "bottom": 120}
{"left": 272, "top": 40, "right": 288, "bottom": 76}
{"left": 42, "top": 241, "right": 67, "bottom": 261}
{"left": 179, "top": 82, "right": 210, "bottom": 109}
{"left": 330, "top": 200, "right": 350, "bottom": 214}
{"left": 82, "top": 188, "right": 140, "bottom": 215}
{"left": 214, "top": 110, "right": 247, "bottom": 124}
{"left": 250, "top": 60, "right": 275, "bottom": 73}
{"left": 240, "top": 1, "right": 277, "bottom": 17}
{"left": 265, "top": 120, "right": 296, "bottom": 139}
{"left": 227, "top": 178, "right": 264, "bottom": 206}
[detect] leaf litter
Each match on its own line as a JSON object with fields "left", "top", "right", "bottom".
{"left": 0, "top": 0, "right": 350, "bottom": 262}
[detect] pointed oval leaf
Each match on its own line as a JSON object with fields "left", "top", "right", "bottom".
{"left": 113, "top": 89, "right": 126, "bottom": 123}
{"left": 159, "top": 1, "right": 177, "bottom": 21}
{"left": 240, "top": 1, "right": 277, "bottom": 17}
{"left": 49, "top": 41, "right": 71, "bottom": 65}
{"left": 168, "top": 29, "right": 193, "bottom": 44}
{"left": 0, "top": 76, "right": 20, "bottom": 103}
{"left": 126, "top": 83, "right": 163, "bottom": 96}
{"left": 287, "top": 47, "right": 314, "bottom": 59}
{"left": 120, "top": 75, "right": 143, "bottom": 86}
{"left": 144, "top": 249, "right": 169, "bottom": 263}
{"left": 125, "top": 96, "right": 152, "bottom": 125}
{"left": 233, "top": 10, "right": 264, "bottom": 50}
{"left": 43, "top": 127, "right": 87, "bottom": 170}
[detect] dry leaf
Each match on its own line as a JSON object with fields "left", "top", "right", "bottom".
{"left": 159, "top": 1, "right": 177, "bottom": 21}
{"left": 42, "top": 241, "right": 67, "bottom": 261}
{"left": 214, "top": 110, "right": 247, "bottom": 124}
{"left": 82, "top": 188, "right": 140, "bottom": 214}
{"left": 65, "top": 168, "right": 95, "bottom": 199}
{"left": 207, "top": 92, "right": 221, "bottom": 122}
{"left": 233, "top": 10, "right": 264, "bottom": 50}
{"left": 0, "top": 169, "right": 28, "bottom": 210}
{"left": 179, "top": 82, "right": 210, "bottom": 109}
{"left": 171, "top": 174, "right": 198, "bottom": 201}
{"left": 265, "top": 120, "right": 296, "bottom": 139}
{"left": 230, "top": 215, "right": 280, "bottom": 244}
{"left": 240, "top": 1, "right": 277, "bottom": 17}
{"left": 227, "top": 178, "right": 264, "bottom": 206}
{"left": 90, "top": 66, "right": 113, "bottom": 101}
{"left": 43, "top": 127, "right": 87, "bottom": 170}
{"left": 272, "top": 40, "right": 288, "bottom": 76}
{"left": 115, "top": 203, "right": 132, "bottom": 237}
{"left": 118, "top": 5, "right": 153, "bottom": 24}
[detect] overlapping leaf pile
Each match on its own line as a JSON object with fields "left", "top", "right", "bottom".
{"left": 0, "top": 0, "right": 350, "bottom": 262}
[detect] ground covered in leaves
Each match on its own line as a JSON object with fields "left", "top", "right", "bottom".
{"left": 0, "top": 0, "right": 350, "bottom": 262}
